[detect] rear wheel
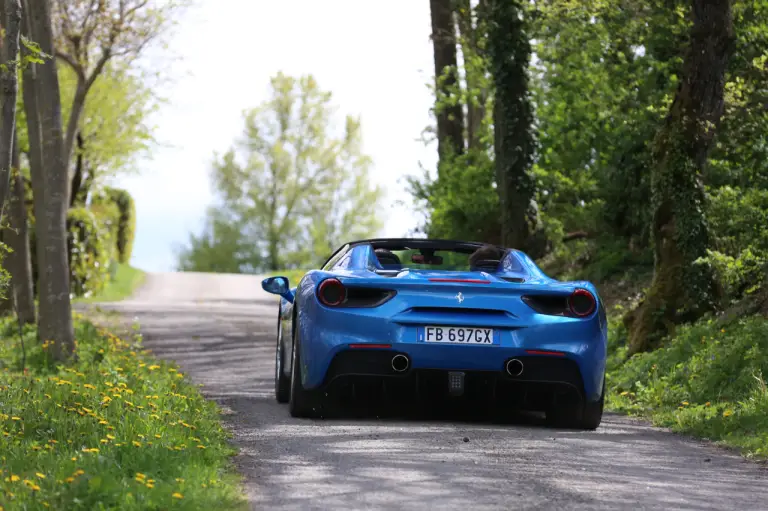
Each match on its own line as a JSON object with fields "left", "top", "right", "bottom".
{"left": 274, "top": 308, "right": 290, "bottom": 403}
{"left": 546, "top": 379, "right": 604, "bottom": 430}
{"left": 288, "top": 325, "right": 322, "bottom": 418}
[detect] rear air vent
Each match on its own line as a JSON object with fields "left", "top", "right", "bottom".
{"left": 342, "top": 287, "right": 397, "bottom": 308}
{"left": 501, "top": 277, "right": 526, "bottom": 283}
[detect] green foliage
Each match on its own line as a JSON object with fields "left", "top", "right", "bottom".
{"left": 0, "top": 316, "right": 246, "bottom": 509}
{"left": 176, "top": 73, "right": 384, "bottom": 273}
{"left": 607, "top": 316, "right": 768, "bottom": 459}
{"left": 67, "top": 208, "right": 114, "bottom": 298}
{"left": 93, "top": 187, "right": 137, "bottom": 265}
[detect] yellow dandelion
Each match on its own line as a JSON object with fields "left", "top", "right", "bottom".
{"left": 71, "top": 456, "right": 77, "bottom": 461}
{"left": 197, "top": 445, "right": 206, "bottom": 449}
{"left": 682, "top": 401, "right": 689, "bottom": 406}
{"left": 175, "top": 478, "right": 184, "bottom": 483}
{"left": 723, "top": 409, "right": 734, "bottom": 417}
{"left": 100, "top": 439, "right": 109, "bottom": 444}
{"left": 10, "top": 474, "right": 20, "bottom": 482}
{"left": 99, "top": 420, "right": 108, "bottom": 424}
{"left": 705, "top": 402, "right": 711, "bottom": 406}
{"left": 132, "top": 441, "right": 142, "bottom": 447}
{"left": 11, "top": 417, "right": 20, "bottom": 421}
{"left": 36, "top": 472, "right": 46, "bottom": 479}
{"left": 172, "top": 492, "right": 184, "bottom": 499}
{"left": 74, "top": 469, "right": 85, "bottom": 476}
{"left": 154, "top": 434, "right": 162, "bottom": 439}
{"left": 106, "top": 434, "right": 115, "bottom": 440}
{"left": 146, "top": 482, "right": 155, "bottom": 488}
{"left": 64, "top": 477, "right": 75, "bottom": 483}
{"left": 83, "top": 384, "right": 96, "bottom": 390}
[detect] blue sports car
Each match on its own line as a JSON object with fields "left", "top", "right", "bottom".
{"left": 261, "top": 238, "right": 608, "bottom": 429}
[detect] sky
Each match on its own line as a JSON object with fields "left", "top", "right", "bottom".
{"left": 113, "top": 0, "right": 439, "bottom": 273}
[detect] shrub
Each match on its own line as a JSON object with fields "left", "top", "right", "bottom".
{"left": 93, "top": 187, "right": 136, "bottom": 265}
{"left": 67, "top": 208, "right": 113, "bottom": 298}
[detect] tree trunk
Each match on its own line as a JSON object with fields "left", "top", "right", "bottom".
{"left": 23, "top": 0, "right": 74, "bottom": 358}
{"left": 456, "top": 0, "right": 486, "bottom": 150}
{"left": 5, "top": 129, "right": 36, "bottom": 324}
{"left": 486, "top": 0, "right": 537, "bottom": 250}
{"left": 69, "top": 132, "right": 87, "bottom": 207}
{"left": 626, "top": 0, "right": 734, "bottom": 355}
{"left": 0, "top": 0, "right": 22, "bottom": 214}
{"left": 430, "top": 0, "right": 464, "bottom": 164}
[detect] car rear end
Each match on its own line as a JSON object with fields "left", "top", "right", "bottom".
{"left": 298, "top": 270, "right": 607, "bottom": 413}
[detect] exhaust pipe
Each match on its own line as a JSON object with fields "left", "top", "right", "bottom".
{"left": 391, "top": 354, "right": 410, "bottom": 373}
{"left": 506, "top": 358, "right": 524, "bottom": 377}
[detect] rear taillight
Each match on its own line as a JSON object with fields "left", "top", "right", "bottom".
{"left": 317, "top": 279, "right": 396, "bottom": 308}
{"left": 568, "top": 289, "right": 596, "bottom": 317}
{"left": 317, "top": 278, "right": 346, "bottom": 306}
{"left": 522, "top": 289, "right": 597, "bottom": 318}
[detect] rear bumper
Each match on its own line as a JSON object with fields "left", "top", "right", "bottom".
{"left": 320, "top": 349, "right": 591, "bottom": 409}
{"left": 310, "top": 344, "right": 603, "bottom": 403}
{"left": 296, "top": 294, "right": 607, "bottom": 402}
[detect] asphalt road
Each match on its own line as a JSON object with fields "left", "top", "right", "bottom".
{"left": 95, "top": 271, "right": 768, "bottom": 510}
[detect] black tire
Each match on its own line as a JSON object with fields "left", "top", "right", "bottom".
{"left": 288, "top": 324, "right": 321, "bottom": 418}
{"left": 274, "top": 308, "right": 290, "bottom": 404}
{"left": 546, "top": 379, "right": 605, "bottom": 430}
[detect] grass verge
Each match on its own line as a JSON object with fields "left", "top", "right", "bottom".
{"left": 606, "top": 313, "right": 768, "bottom": 459}
{"left": 0, "top": 314, "right": 246, "bottom": 510}
{"left": 76, "top": 264, "right": 146, "bottom": 304}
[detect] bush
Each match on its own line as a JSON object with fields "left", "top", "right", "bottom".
{"left": 93, "top": 187, "right": 136, "bottom": 265}
{"left": 67, "top": 208, "right": 113, "bottom": 298}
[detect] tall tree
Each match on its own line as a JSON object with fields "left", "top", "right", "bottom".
{"left": 175, "top": 73, "right": 383, "bottom": 273}
{"left": 626, "top": 0, "right": 735, "bottom": 354}
{"left": 4, "top": 130, "right": 35, "bottom": 324}
{"left": 51, "top": 0, "right": 180, "bottom": 204}
{"left": 430, "top": 0, "right": 464, "bottom": 164}
{"left": 24, "top": 0, "right": 74, "bottom": 359}
{"left": 0, "top": 0, "right": 22, "bottom": 215}
{"left": 486, "top": 0, "right": 538, "bottom": 250}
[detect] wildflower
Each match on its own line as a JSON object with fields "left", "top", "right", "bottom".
{"left": 197, "top": 445, "right": 206, "bottom": 449}
{"left": 106, "top": 434, "right": 115, "bottom": 440}
{"left": 136, "top": 473, "right": 146, "bottom": 479}
{"left": 146, "top": 482, "right": 155, "bottom": 488}
{"left": 36, "top": 472, "right": 46, "bottom": 479}
{"left": 132, "top": 441, "right": 142, "bottom": 447}
{"left": 74, "top": 470, "right": 85, "bottom": 476}
{"left": 10, "top": 474, "right": 20, "bottom": 482}
{"left": 11, "top": 417, "right": 20, "bottom": 421}
{"left": 705, "top": 402, "right": 711, "bottom": 406}
{"left": 154, "top": 434, "right": 162, "bottom": 439}
{"left": 65, "top": 477, "right": 75, "bottom": 483}
{"left": 723, "top": 409, "right": 734, "bottom": 417}
{"left": 83, "top": 384, "right": 96, "bottom": 390}
{"left": 148, "top": 365, "right": 160, "bottom": 371}
{"left": 172, "top": 492, "right": 183, "bottom": 499}
{"left": 99, "top": 420, "right": 108, "bottom": 425}
{"left": 681, "top": 401, "right": 689, "bottom": 406}
{"left": 175, "top": 478, "right": 184, "bottom": 483}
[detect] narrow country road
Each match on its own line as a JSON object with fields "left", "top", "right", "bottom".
{"left": 93, "top": 272, "right": 767, "bottom": 510}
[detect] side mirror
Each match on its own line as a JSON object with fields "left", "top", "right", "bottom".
{"left": 261, "top": 276, "right": 294, "bottom": 303}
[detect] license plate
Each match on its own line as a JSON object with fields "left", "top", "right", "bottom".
{"left": 417, "top": 326, "right": 497, "bottom": 345}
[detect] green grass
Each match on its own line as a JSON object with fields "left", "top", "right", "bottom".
{"left": 0, "top": 315, "right": 246, "bottom": 510}
{"left": 606, "top": 313, "right": 768, "bottom": 459}
{"left": 76, "top": 263, "right": 146, "bottom": 303}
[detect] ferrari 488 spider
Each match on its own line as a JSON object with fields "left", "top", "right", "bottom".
{"left": 262, "top": 238, "right": 608, "bottom": 429}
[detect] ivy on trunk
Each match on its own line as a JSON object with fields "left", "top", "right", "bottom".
{"left": 626, "top": 0, "right": 735, "bottom": 355}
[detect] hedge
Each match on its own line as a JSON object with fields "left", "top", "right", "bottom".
{"left": 93, "top": 187, "right": 136, "bottom": 264}
{"left": 67, "top": 207, "right": 114, "bottom": 297}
